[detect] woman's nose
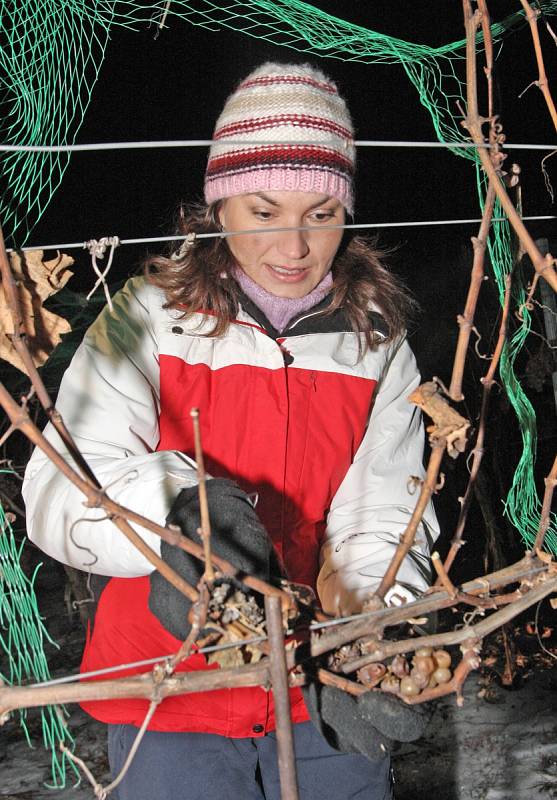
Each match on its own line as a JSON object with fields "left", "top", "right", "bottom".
{"left": 276, "top": 226, "right": 309, "bottom": 260}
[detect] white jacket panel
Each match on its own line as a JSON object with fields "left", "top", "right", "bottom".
{"left": 318, "top": 338, "right": 437, "bottom": 615}
{"left": 23, "top": 278, "right": 198, "bottom": 576}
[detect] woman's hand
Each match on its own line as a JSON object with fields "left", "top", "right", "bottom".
{"left": 305, "top": 683, "right": 432, "bottom": 760}
{"left": 148, "top": 479, "right": 277, "bottom": 640}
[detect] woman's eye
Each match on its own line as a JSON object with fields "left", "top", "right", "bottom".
{"left": 309, "top": 211, "right": 335, "bottom": 223}
{"left": 253, "top": 210, "right": 274, "bottom": 220}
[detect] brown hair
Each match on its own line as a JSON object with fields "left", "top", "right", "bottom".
{"left": 146, "top": 202, "right": 417, "bottom": 350}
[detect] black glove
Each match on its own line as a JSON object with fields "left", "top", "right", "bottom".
{"left": 304, "top": 682, "right": 431, "bottom": 761}
{"left": 149, "top": 478, "right": 278, "bottom": 640}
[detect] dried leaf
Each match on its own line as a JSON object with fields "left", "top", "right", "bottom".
{"left": 0, "top": 250, "right": 73, "bottom": 373}
{"left": 408, "top": 381, "right": 470, "bottom": 458}
{"left": 206, "top": 625, "right": 265, "bottom": 668}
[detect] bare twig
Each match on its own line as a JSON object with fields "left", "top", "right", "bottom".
{"left": 190, "top": 408, "right": 215, "bottom": 583}
{"left": 311, "top": 554, "right": 551, "bottom": 658}
{"left": 518, "top": 0, "right": 557, "bottom": 132}
{"left": 0, "top": 381, "right": 199, "bottom": 602}
{"left": 0, "top": 555, "right": 554, "bottom": 718}
{"left": 0, "top": 659, "right": 271, "bottom": 719}
{"left": 500, "top": 624, "right": 516, "bottom": 686}
{"left": 541, "top": 149, "right": 556, "bottom": 202}
{"left": 0, "top": 228, "right": 294, "bottom": 611}
{"left": 0, "top": 378, "right": 290, "bottom": 606}
{"left": 443, "top": 275, "right": 512, "bottom": 576}
{"left": 79, "top": 588, "right": 212, "bottom": 798}
{"left": 0, "top": 224, "right": 101, "bottom": 487}
{"left": 462, "top": 1, "right": 557, "bottom": 294}
{"left": 340, "top": 572, "right": 557, "bottom": 674}
{"left": 315, "top": 668, "right": 367, "bottom": 697}
{"left": 374, "top": 444, "right": 445, "bottom": 601}
{"left": 62, "top": 701, "right": 159, "bottom": 799}
{"left": 60, "top": 741, "right": 106, "bottom": 797}
{"left": 449, "top": 183, "right": 496, "bottom": 401}
{"left": 167, "top": 581, "right": 210, "bottom": 671}
{"left": 0, "top": 422, "right": 16, "bottom": 448}
{"left": 431, "top": 551, "right": 458, "bottom": 596}
{"left": 0, "top": 488, "right": 25, "bottom": 518}
{"left": 533, "top": 454, "right": 557, "bottom": 552}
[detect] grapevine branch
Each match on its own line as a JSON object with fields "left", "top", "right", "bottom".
{"left": 533, "top": 454, "right": 557, "bottom": 552}
{"left": 518, "top": 0, "right": 557, "bottom": 132}
{"left": 462, "top": 1, "right": 557, "bottom": 294}
{"left": 0, "top": 555, "right": 555, "bottom": 720}
{"left": 448, "top": 183, "right": 496, "bottom": 402}
{"left": 190, "top": 408, "right": 215, "bottom": 583}
{"left": 374, "top": 444, "right": 445, "bottom": 601}
{"left": 442, "top": 274, "right": 512, "bottom": 576}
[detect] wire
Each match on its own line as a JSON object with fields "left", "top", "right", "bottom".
{"left": 7, "top": 215, "right": 556, "bottom": 255}
{"left": 30, "top": 635, "right": 269, "bottom": 687}
{"left": 0, "top": 139, "right": 556, "bottom": 153}
{"left": 28, "top": 595, "right": 429, "bottom": 688}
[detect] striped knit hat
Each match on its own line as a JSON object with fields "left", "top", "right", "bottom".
{"left": 204, "top": 62, "right": 355, "bottom": 213}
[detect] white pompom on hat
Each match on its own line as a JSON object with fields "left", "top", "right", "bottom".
{"left": 204, "top": 62, "right": 356, "bottom": 213}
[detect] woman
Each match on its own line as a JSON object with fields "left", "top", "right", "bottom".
{"left": 23, "top": 62, "right": 438, "bottom": 799}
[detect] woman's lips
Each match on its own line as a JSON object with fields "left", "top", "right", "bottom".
{"left": 266, "top": 264, "right": 308, "bottom": 282}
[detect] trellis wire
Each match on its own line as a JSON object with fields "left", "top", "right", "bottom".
{"left": 1, "top": 139, "right": 556, "bottom": 153}
{"left": 2, "top": 0, "right": 557, "bottom": 245}
{"left": 4, "top": 215, "right": 555, "bottom": 256}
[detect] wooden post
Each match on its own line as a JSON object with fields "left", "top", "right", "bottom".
{"left": 264, "top": 595, "right": 300, "bottom": 800}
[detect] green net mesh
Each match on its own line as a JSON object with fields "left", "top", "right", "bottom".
{"left": 3, "top": 0, "right": 557, "bottom": 246}
{"left": 0, "top": 495, "right": 78, "bottom": 787}
{"left": 1, "top": 0, "right": 556, "bottom": 784}
{"left": 475, "top": 167, "right": 557, "bottom": 555}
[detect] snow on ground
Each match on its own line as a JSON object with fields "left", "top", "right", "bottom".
{"left": 394, "top": 665, "right": 557, "bottom": 799}
{"left": 2, "top": 664, "right": 556, "bottom": 799}
{"left": 1, "top": 570, "right": 557, "bottom": 799}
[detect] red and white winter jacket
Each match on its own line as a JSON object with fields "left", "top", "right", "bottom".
{"left": 23, "top": 276, "right": 438, "bottom": 736}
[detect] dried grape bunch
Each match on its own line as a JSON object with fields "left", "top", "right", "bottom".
{"left": 357, "top": 647, "right": 453, "bottom": 696}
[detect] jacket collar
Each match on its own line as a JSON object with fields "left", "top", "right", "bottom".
{"left": 236, "top": 287, "right": 388, "bottom": 341}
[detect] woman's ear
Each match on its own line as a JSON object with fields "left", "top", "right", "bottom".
{"left": 217, "top": 201, "right": 226, "bottom": 231}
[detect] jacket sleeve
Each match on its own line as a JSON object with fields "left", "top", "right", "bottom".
{"left": 317, "top": 336, "right": 439, "bottom": 616}
{"left": 22, "top": 277, "right": 198, "bottom": 577}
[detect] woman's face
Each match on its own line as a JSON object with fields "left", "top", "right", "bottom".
{"left": 219, "top": 191, "right": 345, "bottom": 299}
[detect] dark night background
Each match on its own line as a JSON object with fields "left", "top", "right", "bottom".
{"left": 20, "top": 1, "right": 556, "bottom": 576}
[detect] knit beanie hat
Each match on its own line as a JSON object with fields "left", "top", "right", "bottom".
{"left": 204, "top": 62, "right": 355, "bottom": 214}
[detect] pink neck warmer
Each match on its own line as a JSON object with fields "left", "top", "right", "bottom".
{"left": 234, "top": 268, "right": 333, "bottom": 333}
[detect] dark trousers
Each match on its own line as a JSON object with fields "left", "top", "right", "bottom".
{"left": 108, "top": 720, "right": 393, "bottom": 799}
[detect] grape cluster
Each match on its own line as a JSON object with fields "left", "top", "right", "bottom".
{"left": 357, "top": 647, "right": 453, "bottom": 696}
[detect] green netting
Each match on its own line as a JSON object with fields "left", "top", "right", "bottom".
{"left": 502, "top": 333, "right": 551, "bottom": 549}
{"left": 0, "top": 1, "right": 113, "bottom": 245}
{"left": 0, "top": 495, "right": 78, "bottom": 787}
{"left": 476, "top": 173, "right": 557, "bottom": 554}
{"left": 2, "top": 0, "right": 557, "bottom": 246}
